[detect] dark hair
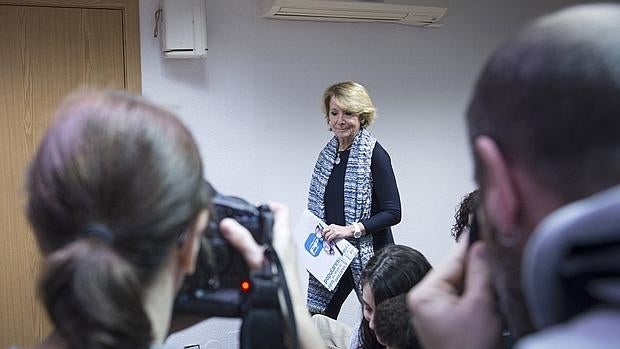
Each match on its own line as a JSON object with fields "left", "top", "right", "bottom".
{"left": 358, "top": 245, "right": 432, "bottom": 349}
{"left": 451, "top": 190, "right": 479, "bottom": 241}
{"left": 466, "top": 4, "right": 620, "bottom": 203}
{"left": 374, "top": 294, "right": 418, "bottom": 349}
{"left": 26, "top": 90, "right": 208, "bottom": 349}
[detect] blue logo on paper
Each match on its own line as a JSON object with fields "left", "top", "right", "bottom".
{"left": 304, "top": 233, "right": 322, "bottom": 257}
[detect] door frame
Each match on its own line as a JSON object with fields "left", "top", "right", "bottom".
{"left": 0, "top": 0, "right": 141, "bottom": 93}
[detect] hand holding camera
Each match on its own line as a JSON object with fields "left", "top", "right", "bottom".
{"left": 172, "top": 188, "right": 310, "bottom": 348}
{"left": 170, "top": 187, "right": 324, "bottom": 349}
{"left": 174, "top": 192, "right": 274, "bottom": 318}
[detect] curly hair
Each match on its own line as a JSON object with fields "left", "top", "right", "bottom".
{"left": 451, "top": 190, "right": 479, "bottom": 242}
{"left": 374, "top": 294, "right": 420, "bottom": 349}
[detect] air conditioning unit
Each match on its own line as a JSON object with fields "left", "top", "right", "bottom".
{"left": 258, "top": 0, "right": 447, "bottom": 27}
{"left": 158, "top": 0, "right": 208, "bottom": 58}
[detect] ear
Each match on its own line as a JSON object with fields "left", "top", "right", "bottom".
{"left": 177, "top": 209, "right": 208, "bottom": 275}
{"left": 474, "top": 136, "right": 520, "bottom": 244}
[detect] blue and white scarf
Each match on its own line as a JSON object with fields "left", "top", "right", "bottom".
{"left": 307, "top": 128, "right": 376, "bottom": 313}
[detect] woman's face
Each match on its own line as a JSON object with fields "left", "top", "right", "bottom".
{"left": 328, "top": 97, "right": 361, "bottom": 141}
{"left": 362, "top": 283, "right": 376, "bottom": 330}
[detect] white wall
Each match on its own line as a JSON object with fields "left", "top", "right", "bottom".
{"left": 138, "top": 1, "right": 595, "bottom": 347}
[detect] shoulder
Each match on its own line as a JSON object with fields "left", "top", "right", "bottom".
{"left": 516, "top": 308, "right": 620, "bottom": 349}
{"left": 151, "top": 345, "right": 176, "bottom": 349}
{"left": 349, "top": 321, "right": 362, "bottom": 349}
{"left": 372, "top": 142, "right": 392, "bottom": 163}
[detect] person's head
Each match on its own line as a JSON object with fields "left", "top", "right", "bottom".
{"left": 26, "top": 90, "right": 209, "bottom": 349}
{"left": 466, "top": 3, "right": 620, "bottom": 339}
{"left": 451, "top": 189, "right": 479, "bottom": 242}
{"left": 374, "top": 294, "right": 418, "bottom": 349}
{"left": 359, "top": 245, "right": 431, "bottom": 349}
{"left": 322, "top": 81, "right": 377, "bottom": 139}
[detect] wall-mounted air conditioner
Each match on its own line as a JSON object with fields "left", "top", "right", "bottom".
{"left": 258, "top": 0, "right": 447, "bottom": 27}
{"left": 157, "top": 0, "right": 207, "bottom": 58}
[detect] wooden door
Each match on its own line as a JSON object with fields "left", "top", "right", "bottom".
{"left": 0, "top": 1, "right": 140, "bottom": 346}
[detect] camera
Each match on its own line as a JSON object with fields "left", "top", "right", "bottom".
{"left": 468, "top": 210, "right": 480, "bottom": 247}
{"left": 174, "top": 191, "right": 274, "bottom": 318}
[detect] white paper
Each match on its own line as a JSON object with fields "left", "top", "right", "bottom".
{"left": 293, "top": 209, "right": 359, "bottom": 291}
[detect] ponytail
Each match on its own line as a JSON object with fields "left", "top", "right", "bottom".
{"left": 26, "top": 90, "right": 208, "bottom": 348}
{"left": 40, "top": 238, "right": 152, "bottom": 349}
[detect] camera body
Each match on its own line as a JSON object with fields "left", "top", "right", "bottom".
{"left": 174, "top": 192, "right": 273, "bottom": 318}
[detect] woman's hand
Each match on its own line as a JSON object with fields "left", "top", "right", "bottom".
{"left": 322, "top": 224, "right": 353, "bottom": 241}
{"left": 171, "top": 203, "right": 326, "bottom": 349}
{"left": 219, "top": 202, "right": 293, "bottom": 271}
{"left": 220, "top": 202, "right": 326, "bottom": 349}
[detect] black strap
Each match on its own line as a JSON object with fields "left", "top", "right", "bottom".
{"left": 240, "top": 267, "right": 284, "bottom": 349}
{"left": 239, "top": 247, "right": 298, "bottom": 349}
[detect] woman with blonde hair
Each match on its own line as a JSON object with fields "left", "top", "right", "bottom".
{"left": 306, "top": 81, "right": 402, "bottom": 319}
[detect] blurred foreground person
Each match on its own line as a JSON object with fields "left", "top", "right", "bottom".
{"left": 408, "top": 4, "right": 620, "bottom": 349}
{"left": 19, "top": 90, "right": 322, "bottom": 349}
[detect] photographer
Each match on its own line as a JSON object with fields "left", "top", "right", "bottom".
{"left": 19, "top": 90, "right": 323, "bottom": 349}
{"left": 408, "top": 4, "right": 620, "bottom": 349}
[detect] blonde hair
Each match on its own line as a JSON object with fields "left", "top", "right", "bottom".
{"left": 322, "top": 81, "right": 377, "bottom": 127}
